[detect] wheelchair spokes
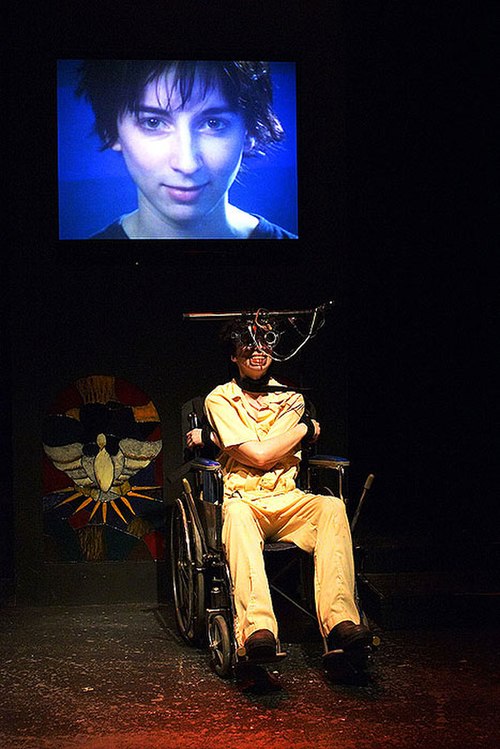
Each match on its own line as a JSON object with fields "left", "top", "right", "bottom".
{"left": 170, "top": 498, "right": 205, "bottom": 645}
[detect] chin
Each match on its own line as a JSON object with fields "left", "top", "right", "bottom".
{"left": 248, "top": 366, "right": 271, "bottom": 378}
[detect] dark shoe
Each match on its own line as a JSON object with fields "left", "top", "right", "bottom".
{"left": 327, "top": 621, "right": 373, "bottom": 652}
{"left": 244, "top": 629, "right": 277, "bottom": 661}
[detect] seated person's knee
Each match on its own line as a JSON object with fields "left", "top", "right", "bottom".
{"left": 222, "top": 497, "right": 255, "bottom": 524}
{"left": 318, "top": 494, "right": 349, "bottom": 521}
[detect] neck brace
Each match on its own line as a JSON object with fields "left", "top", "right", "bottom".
{"left": 235, "top": 372, "right": 272, "bottom": 392}
{"left": 235, "top": 373, "right": 307, "bottom": 393}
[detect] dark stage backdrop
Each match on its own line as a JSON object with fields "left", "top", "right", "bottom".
{"left": 4, "top": 2, "right": 495, "bottom": 602}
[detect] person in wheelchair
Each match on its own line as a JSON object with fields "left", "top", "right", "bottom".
{"left": 185, "top": 321, "right": 372, "bottom": 664}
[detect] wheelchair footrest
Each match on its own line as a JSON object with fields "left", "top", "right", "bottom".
{"left": 236, "top": 648, "right": 288, "bottom": 665}
{"left": 322, "top": 636, "right": 380, "bottom": 669}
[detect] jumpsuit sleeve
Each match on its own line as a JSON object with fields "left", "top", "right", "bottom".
{"left": 205, "top": 392, "right": 256, "bottom": 449}
{"left": 264, "top": 391, "right": 306, "bottom": 438}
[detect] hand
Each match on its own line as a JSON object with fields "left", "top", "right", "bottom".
{"left": 186, "top": 428, "right": 204, "bottom": 449}
{"left": 310, "top": 419, "right": 321, "bottom": 443}
{"left": 299, "top": 413, "right": 321, "bottom": 443}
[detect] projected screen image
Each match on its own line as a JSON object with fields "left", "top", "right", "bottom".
{"left": 58, "top": 60, "right": 298, "bottom": 240}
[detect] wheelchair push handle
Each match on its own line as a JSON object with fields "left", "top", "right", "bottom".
{"left": 186, "top": 411, "right": 203, "bottom": 459}
{"left": 188, "top": 411, "right": 200, "bottom": 429}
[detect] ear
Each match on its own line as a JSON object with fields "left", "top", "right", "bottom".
{"left": 231, "top": 354, "right": 237, "bottom": 363}
{"left": 243, "top": 134, "right": 256, "bottom": 155}
{"left": 111, "top": 140, "right": 122, "bottom": 152}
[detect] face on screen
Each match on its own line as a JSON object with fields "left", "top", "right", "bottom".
{"left": 57, "top": 60, "right": 298, "bottom": 241}
{"left": 111, "top": 75, "right": 252, "bottom": 238}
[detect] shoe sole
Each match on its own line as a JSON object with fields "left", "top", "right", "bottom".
{"left": 246, "top": 647, "right": 280, "bottom": 662}
{"left": 240, "top": 650, "right": 287, "bottom": 664}
{"left": 343, "top": 633, "right": 373, "bottom": 651}
{"left": 322, "top": 644, "right": 370, "bottom": 668}
{"left": 330, "top": 631, "right": 373, "bottom": 652}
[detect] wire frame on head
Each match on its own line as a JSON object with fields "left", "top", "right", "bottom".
{"left": 194, "top": 303, "right": 332, "bottom": 362}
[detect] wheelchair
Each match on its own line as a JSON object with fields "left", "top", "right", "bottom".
{"left": 170, "top": 395, "right": 376, "bottom": 679}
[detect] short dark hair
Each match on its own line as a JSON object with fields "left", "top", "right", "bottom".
{"left": 76, "top": 60, "right": 285, "bottom": 156}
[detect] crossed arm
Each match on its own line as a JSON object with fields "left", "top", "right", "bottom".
{"left": 225, "top": 421, "right": 319, "bottom": 470}
{"left": 186, "top": 419, "right": 320, "bottom": 471}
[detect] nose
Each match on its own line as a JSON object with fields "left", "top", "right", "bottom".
{"left": 249, "top": 344, "right": 267, "bottom": 355}
{"left": 170, "top": 124, "right": 201, "bottom": 175}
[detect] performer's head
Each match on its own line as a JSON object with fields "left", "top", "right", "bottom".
{"left": 220, "top": 319, "right": 274, "bottom": 380}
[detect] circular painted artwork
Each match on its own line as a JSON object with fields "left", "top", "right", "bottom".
{"left": 42, "top": 375, "right": 164, "bottom": 561}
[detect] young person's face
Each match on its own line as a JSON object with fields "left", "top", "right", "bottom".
{"left": 111, "top": 74, "right": 250, "bottom": 231}
{"left": 231, "top": 344, "right": 273, "bottom": 380}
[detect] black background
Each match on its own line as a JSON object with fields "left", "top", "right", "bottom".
{"left": 2, "top": 2, "right": 497, "bottom": 590}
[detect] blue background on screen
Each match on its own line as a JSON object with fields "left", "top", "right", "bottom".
{"left": 57, "top": 60, "right": 298, "bottom": 239}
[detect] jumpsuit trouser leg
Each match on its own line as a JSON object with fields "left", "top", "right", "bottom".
{"left": 222, "top": 490, "right": 360, "bottom": 646}
{"left": 222, "top": 496, "right": 278, "bottom": 647}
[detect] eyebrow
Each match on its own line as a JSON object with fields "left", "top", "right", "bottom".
{"left": 136, "top": 105, "right": 238, "bottom": 117}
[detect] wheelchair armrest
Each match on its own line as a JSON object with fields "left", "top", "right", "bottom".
{"left": 308, "top": 454, "right": 350, "bottom": 469}
{"left": 190, "top": 457, "right": 222, "bottom": 472}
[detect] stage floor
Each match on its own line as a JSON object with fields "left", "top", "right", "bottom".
{"left": 0, "top": 601, "right": 498, "bottom": 749}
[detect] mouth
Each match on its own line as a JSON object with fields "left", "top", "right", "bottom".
{"left": 162, "top": 183, "right": 208, "bottom": 203}
{"left": 248, "top": 355, "right": 268, "bottom": 367}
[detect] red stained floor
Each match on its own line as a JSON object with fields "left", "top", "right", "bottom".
{"left": 0, "top": 602, "right": 498, "bottom": 749}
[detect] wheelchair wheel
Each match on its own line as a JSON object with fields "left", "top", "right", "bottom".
{"left": 207, "top": 613, "right": 232, "bottom": 678}
{"left": 170, "top": 498, "right": 206, "bottom": 645}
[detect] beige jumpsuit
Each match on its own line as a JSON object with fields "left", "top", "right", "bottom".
{"left": 205, "top": 378, "right": 360, "bottom": 646}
